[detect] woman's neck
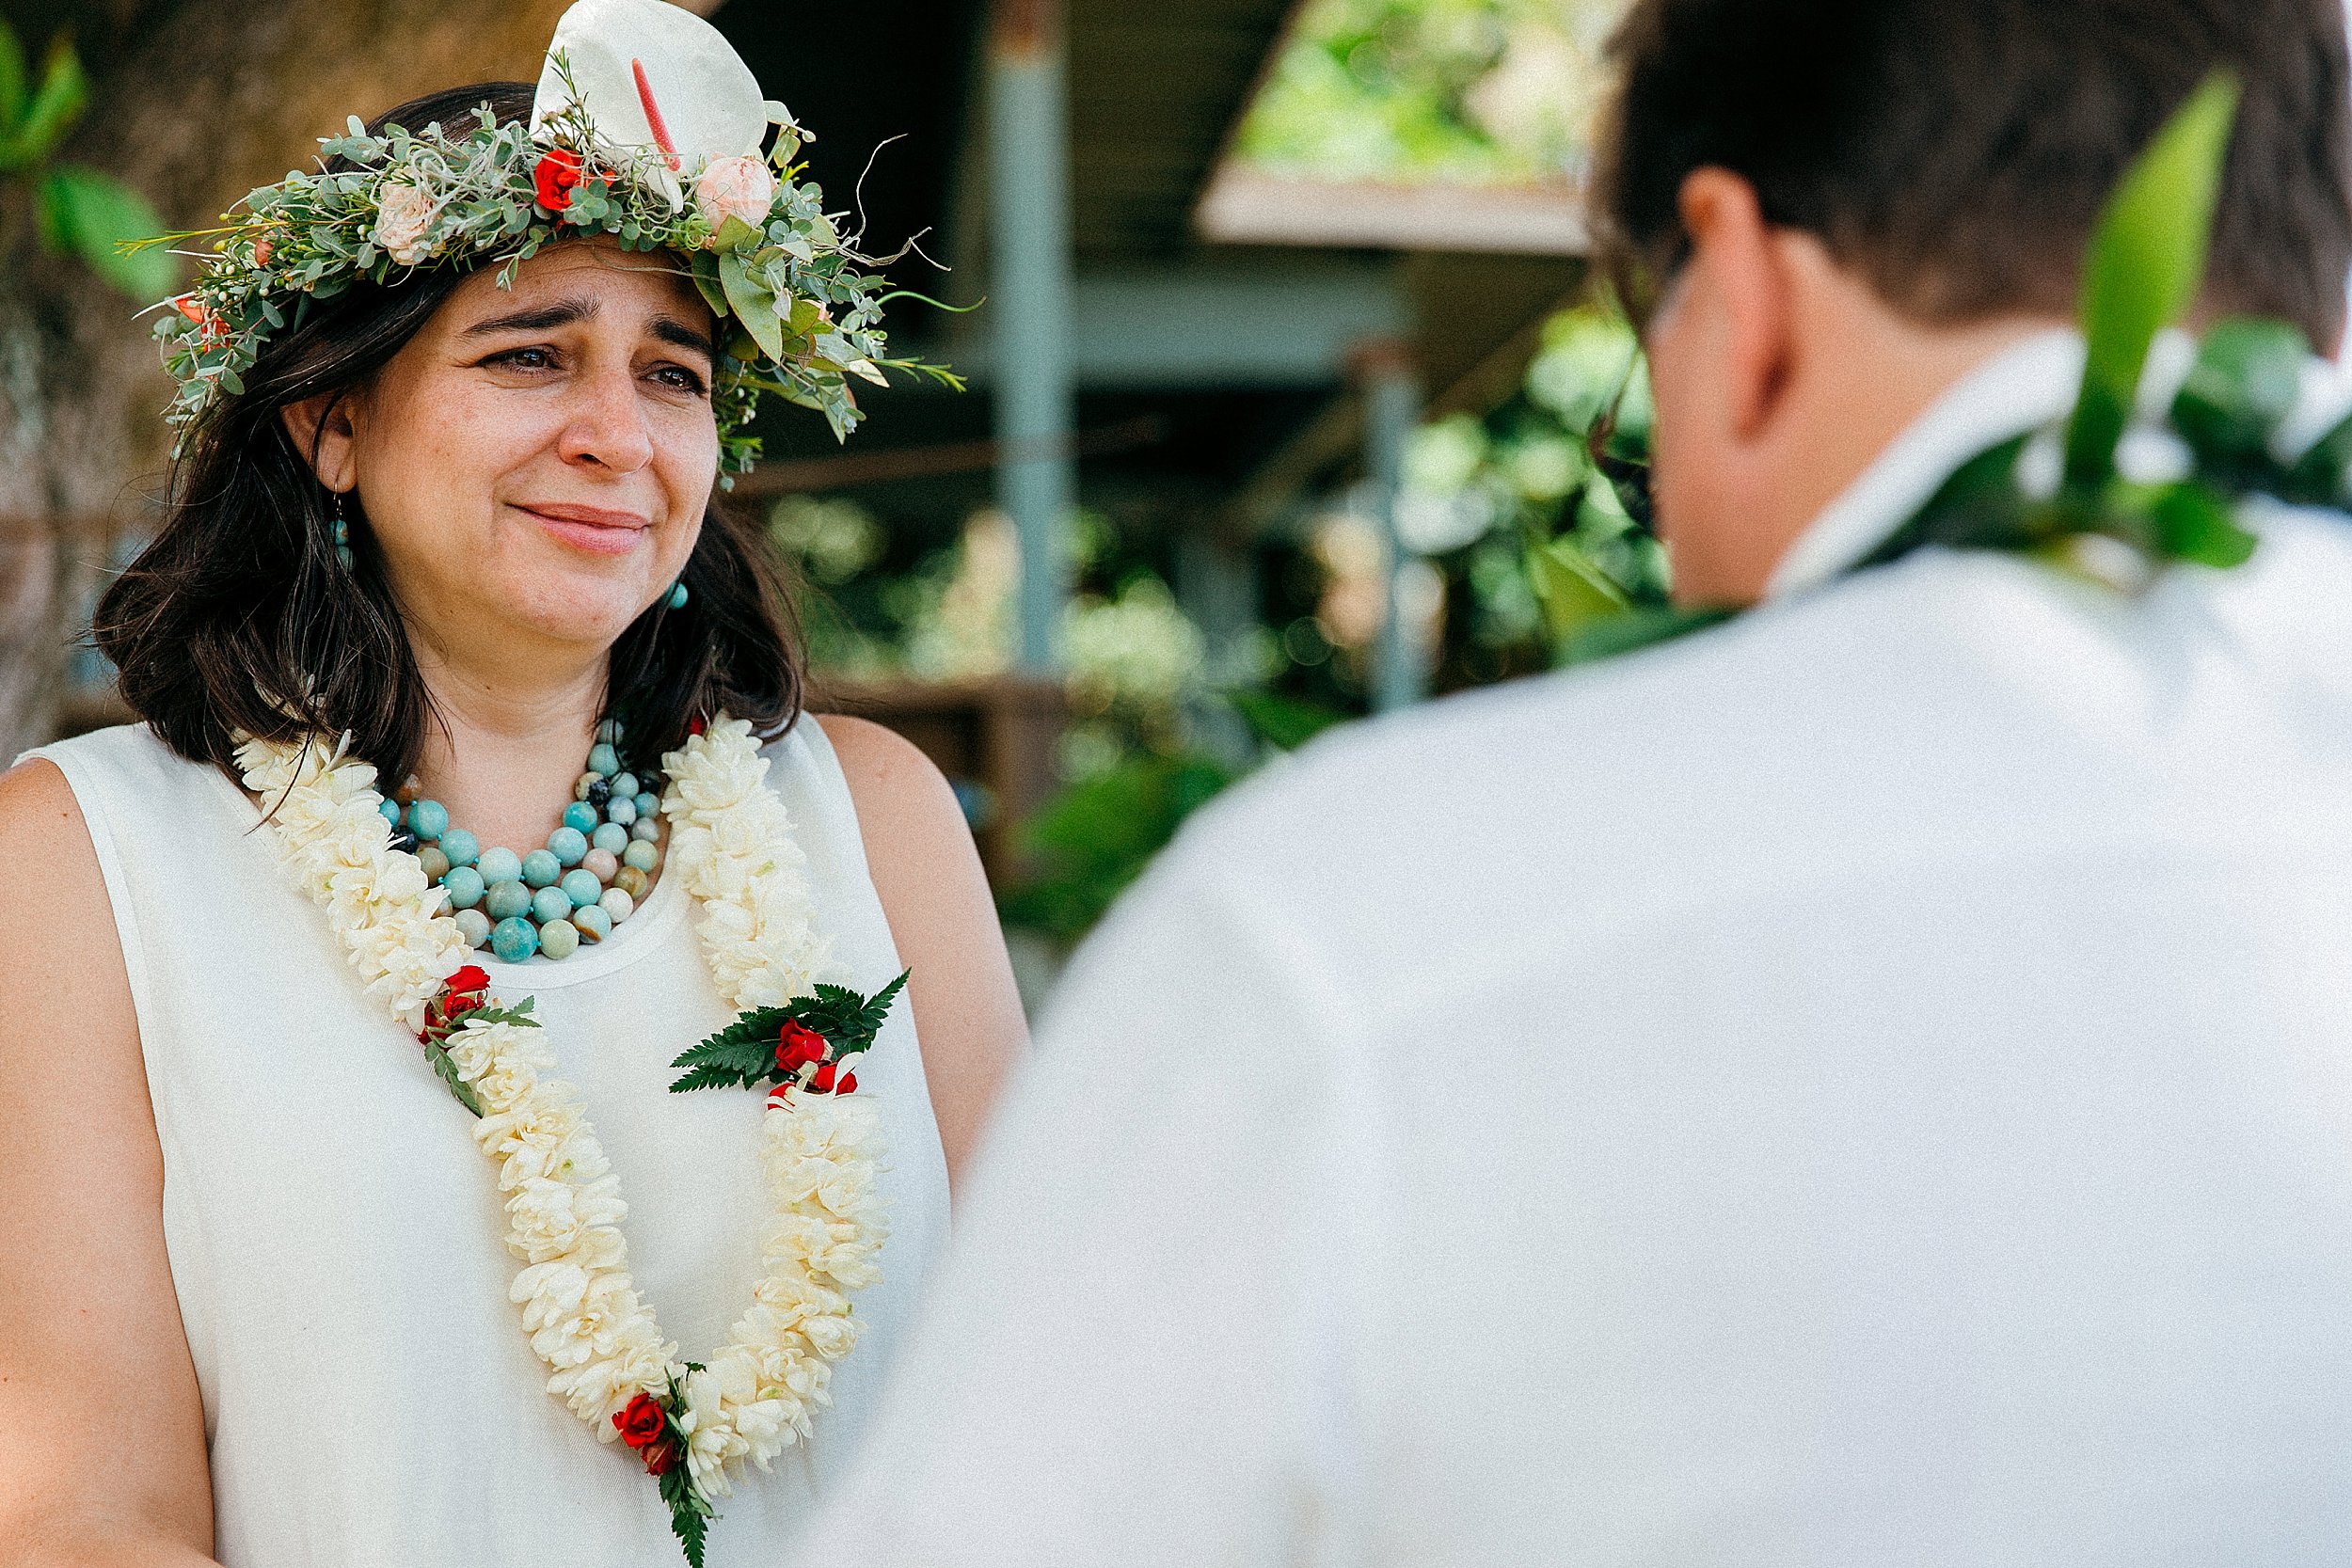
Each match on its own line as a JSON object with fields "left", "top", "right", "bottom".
{"left": 407, "top": 637, "right": 610, "bottom": 860}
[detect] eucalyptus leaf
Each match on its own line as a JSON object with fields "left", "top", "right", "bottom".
{"left": 719, "top": 248, "right": 784, "bottom": 360}
{"left": 2062, "top": 69, "right": 2240, "bottom": 491}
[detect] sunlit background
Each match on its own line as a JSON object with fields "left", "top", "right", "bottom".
{"left": 1, "top": 0, "right": 1672, "bottom": 1002}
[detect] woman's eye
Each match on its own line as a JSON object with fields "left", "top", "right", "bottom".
{"left": 486, "top": 345, "right": 557, "bottom": 372}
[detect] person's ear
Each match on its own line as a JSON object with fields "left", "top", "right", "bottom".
{"left": 1677, "top": 167, "right": 1796, "bottom": 442}
{"left": 279, "top": 391, "right": 361, "bottom": 493}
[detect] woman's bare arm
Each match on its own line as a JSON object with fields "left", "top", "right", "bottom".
{"left": 815, "top": 717, "right": 1027, "bottom": 1195}
{"left": 0, "top": 761, "right": 216, "bottom": 1568}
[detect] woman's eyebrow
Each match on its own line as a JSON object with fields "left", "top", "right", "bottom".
{"left": 650, "top": 314, "right": 717, "bottom": 363}
{"left": 459, "top": 297, "right": 596, "bottom": 338}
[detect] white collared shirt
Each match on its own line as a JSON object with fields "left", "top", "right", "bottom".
{"left": 790, "top": 344, "right": 2352, "bottom": 1568}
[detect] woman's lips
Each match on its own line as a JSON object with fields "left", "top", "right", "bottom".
{"left": 517, "top": 502, "right": 650, "bottom": 557}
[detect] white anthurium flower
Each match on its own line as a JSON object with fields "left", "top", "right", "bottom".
{"left": 530, "top": 0, "right": 770, "bottom": 167}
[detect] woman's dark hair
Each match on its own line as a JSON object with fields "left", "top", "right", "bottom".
{"left": 1594, "top": 0, "right": 2352, "bottom": 349}
{"left": 96, "top": 81, "right": 805, "bottom": 786}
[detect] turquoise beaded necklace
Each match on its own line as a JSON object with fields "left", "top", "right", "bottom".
{"left": 381, "top": 717, "right": 666, "bottom": 963}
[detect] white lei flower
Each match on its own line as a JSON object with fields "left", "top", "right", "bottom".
{"left": 236, "top": 716, "right": 887, "bottom": 1507}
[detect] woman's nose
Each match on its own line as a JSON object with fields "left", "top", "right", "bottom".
{"left": 556, "top": 364, "right": 655, "bottom": 474}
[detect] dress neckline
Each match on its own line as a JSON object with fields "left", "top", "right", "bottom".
{"left": 199, "top": 738, "right": 691, "bottom": 990}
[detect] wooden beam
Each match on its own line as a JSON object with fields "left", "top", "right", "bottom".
{"left": 1196, "top": 168, "right": 1590, "bottom": 255}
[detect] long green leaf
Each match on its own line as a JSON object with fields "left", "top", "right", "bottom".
{"left": 0, "top": 32, "right": 86, "bottom": 172}
{"left": 2061, "top": 69, "right": 2240, "bottom": 492}
{"left": 1527, "top": 536, "right": 1631, "bottom": 648}
{"left": 39, "top": 165, "right": 175, "bottom": 297}
{"left": 0, "top": 21, "right": 26, "bottom": 135}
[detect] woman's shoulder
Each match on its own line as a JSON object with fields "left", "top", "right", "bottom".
{"left": 792, "top": 712, "right": 966, "bottom": 869}
{"left": 14, "top": 721, "right": 204, "bottom": 797}
{"left": 0, "top": 738, "right": 133, "bottom": 1020}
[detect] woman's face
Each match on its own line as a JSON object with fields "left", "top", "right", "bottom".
{"left": 305, "top": 238, "right": 722, "bottom": 661}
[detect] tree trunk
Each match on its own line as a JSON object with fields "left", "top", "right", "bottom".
{"left": 0, "top": 0, "right": 571, "bottom": 762}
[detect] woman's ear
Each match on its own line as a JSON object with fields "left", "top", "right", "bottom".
{"left": 279, "top": 392, "right": 361, "bottom": 492}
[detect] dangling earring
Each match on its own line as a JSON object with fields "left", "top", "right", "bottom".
{"left": 665, "top": 578, "right": 689, "bottom": 610}
{"left": 332, "top": 491, "right": 355, "bottom": 570}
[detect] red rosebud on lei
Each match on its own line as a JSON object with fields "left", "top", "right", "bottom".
{"left": 809, "top": 1059, "right": 838, "bottom": 1094}
{"left": 774, "top": 1021, "right": 828, "bottom": 1076}
{"left": 613, "top": 1391, "right": 667, "bottom": 1450}
{"left": 835, "top": 1070, "right": 857, "bottom": 1096}
{"left": 640, "top": 1435, "right": 678, "bottom": 1477}
{"left": 443, "top": 964, "right": 492, "bottom": 1015}
{"left": 533, "top": 147, "right": 584, "bottom": 215}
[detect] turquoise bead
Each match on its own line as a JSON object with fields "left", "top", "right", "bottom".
{"left": 489, "top": 916, "right": 540, "bottom": 962}
{"left": 630, "top": 816, "right": 660, "bottom": 842}
{"left": 477, "top": 846, "right": 522, "bottom": 886}
{"left": 531, "top": 885, "right": 572, "bottom": 926}
{"left": 453, "top": 908, "right": 492, "bottom": 948}
{"left": 560, "top": 867, "right": 602, "bottom": 908}
{"left": 588, "top": 742, "right": 621, "bottom": 776}
{"left": 596, "top": 718, "right": 624, "bottom": 745}
{"left": 634, "top": 791, "right": 659, "bottom": 818}
{"left": 592, "top": 822, "right": 630, "bottom": 856}
{"left": 547, "top": 827, "right": 588, "bottom": 867}
{"left": 610, "top": 771, "right": 638, "bottom": 800}
{"left": 521, "top": 848, "right": 562, "bottom": 887}
{"left": 623, "top": 839, "right": 660, "bottom": 872}
{"left": 599, "top": 886, "right": 635, "bottom": 923}
{"left": 606, "top": 796, "right": 638, "bottom": 827}
{"left": 439, "top": 828, "right": 480, "bottom": 869}
{"left": 442, "top": 865, "right": 486, "bottom": 910}
{"left": 378, "top": 798, "right": 403, "bottom": 829}
{"left": 573, "top": 903, "right": 613, "bottom": 943}
{"left": 485, "top": 879, "right": 532, "bottom": 920}
{"left": 538, "top": 918, "right": 580, "bottom": 960}
{"left": 408, "top": 800, "right": 449, "bottom": 841}
{"left": 562, "top": 800, "right": 599, "bottom": 834}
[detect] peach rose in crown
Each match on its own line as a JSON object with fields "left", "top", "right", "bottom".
{"left": 694, "top": 154, "right": 775, "bottom": 243}
{"left": 372, "top": 180, "right": 438, "bottom": 267}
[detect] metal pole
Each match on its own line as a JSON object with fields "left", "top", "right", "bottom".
{"left": 1357, "top": 341, "right": 1424, "bottom": 712}
{"left": 988, "top": 0, "right": 1076, "bottom": 673}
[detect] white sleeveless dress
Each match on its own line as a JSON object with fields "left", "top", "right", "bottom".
{"left": 22, "top": 719, "right": 951, "bottom": 1568}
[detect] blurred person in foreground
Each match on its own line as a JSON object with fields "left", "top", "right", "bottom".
{"left": 788, "top": 0, "right": 2352, "bottom": 1562}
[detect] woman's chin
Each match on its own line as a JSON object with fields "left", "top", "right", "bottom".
{"left": 485, "top": 574, "right": 664, "bottom": 649}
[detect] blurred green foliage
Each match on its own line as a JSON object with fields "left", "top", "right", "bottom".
{"left": 995, "top": 689, "right": 1351, "bottom": 946}
{"left": 1405, "top": 301, "right": 1669, "bottom": 681}
{"left": 1234, "top": 0, "right": 1622, "bottom": 184}
{"left": 0, "top": 21, "right": 175, "bottom": 298}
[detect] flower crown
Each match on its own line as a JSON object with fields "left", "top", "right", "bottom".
{"left": 134, "top": 0, "right": 952, "bottom": 486}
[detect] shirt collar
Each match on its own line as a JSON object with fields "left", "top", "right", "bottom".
{"left": 1763, "top": 328, "right": 2086, "bottom": 601}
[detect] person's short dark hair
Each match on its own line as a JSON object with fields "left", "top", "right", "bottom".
{"left": 1594, "top": 0, "right": 2352, "bottom": 352}
{"left": 97, "top": 82, "right": 807, "bottom": 787}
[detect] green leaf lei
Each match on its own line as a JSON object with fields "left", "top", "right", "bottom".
{"left": 123, "top": 54, "right": 961, "bottom": 483}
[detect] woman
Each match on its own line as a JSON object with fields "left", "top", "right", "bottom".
{"left": 0, "top": 8, "right": 1025, "bottom": 1564}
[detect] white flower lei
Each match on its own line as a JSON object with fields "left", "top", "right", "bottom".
{"left": 235, "top": 715, "right": 887, "bottom": 1516}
